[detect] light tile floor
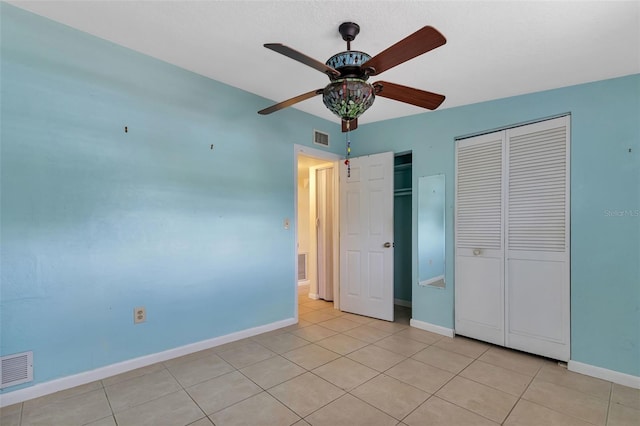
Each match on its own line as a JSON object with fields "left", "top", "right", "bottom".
{"left": 1, "top": 285, "right": 639, "bottom": 426}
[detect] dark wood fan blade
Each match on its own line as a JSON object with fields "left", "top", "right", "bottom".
{"left": 362, "top": 26, "right": 446, "bottom": 76}
{"left": 264, "top": 44, "right": 340, "bottom": 77}
{"left": 373, "top": 81, "right": 445, "bottom": 110}
{"left": 342, "top": 118, "right": 358, "bottom": 132}
{"left": 258, "top": 89, "right": 323, "bottom": 115}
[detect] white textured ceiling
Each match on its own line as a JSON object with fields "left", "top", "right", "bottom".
{"left": 9, "top": 0, "right": 640, "bottom": 125}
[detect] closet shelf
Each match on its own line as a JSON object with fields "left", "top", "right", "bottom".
{"left": 394, "top": 188, "right": 412, "bottom": 196}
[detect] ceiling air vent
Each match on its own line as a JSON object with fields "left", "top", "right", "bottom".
{"left": 1, "top": 351, "right": 33, "bottom": 389}
{"left": 313, "top": 130, "right": 329, "bottom": 147}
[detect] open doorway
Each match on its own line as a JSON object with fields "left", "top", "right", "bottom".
{"left": 294, "top": 145, "right": 341, "bottom": 317}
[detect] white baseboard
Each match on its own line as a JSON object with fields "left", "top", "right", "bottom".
{"left": 308, "top": 293, "right": 320, "bottom": 300}
{"left": 394, "top": 299, "right": 412, "bottom": 308}
{"left": 568, "top": 360, "right": 640, "bottom": 389}
{"left": 408, "top": 320, "right": 640, "bottom": 389}
{"left": 410, "top": 319, "right": 455, "bottom": 338}
{"left": 0, "top": 317, "right": 297, "bottom": 407}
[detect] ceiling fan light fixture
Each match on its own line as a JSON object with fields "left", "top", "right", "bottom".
{"left": 322, "top": 78, "right": 375, "bottom": 121}
{"left": 260, "top": 23, "right": 447, "bottom": 130}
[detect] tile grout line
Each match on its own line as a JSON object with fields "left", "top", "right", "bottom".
{"left": 605, "top": 380, "right": 613, "bottom": 426}
{"left": 212, "top": 332, "right": 375, "bottom": 425}
{"left": 318, "top": 324, "right": 471, "bottom": 425}
{"left": 397, "top": 338, "right": 518, "bottom": 425}
{"left": 184, "top": 354, "right": 294, "bottom": 423}
{"left": 15, "top": 401, "right": 23, "bottom": 426}
{"left": 163, "top": 362, "right": 211, "bottom": 425}
{"left": 517, "top": 362, "right": 610, "bottom": 426}
{"left": 99, "top": 382, "right": 119, "bottom": 426}
{"left": 266, "top": 370, "right": 347, "bottom": 421}
{"left": 418, "top": 364, "right": 489, "bottom": 422}
{"left": 398, "top": 393, "right": 435, "bottom": 425}
{"left": 498, "top": 353, "right": 545, "bottom": 424}
{"left": 346, "top": 369, "right": 434, "bottom": 423}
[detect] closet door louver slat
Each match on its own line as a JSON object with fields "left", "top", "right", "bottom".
{"left": 456, "top": 140, "right": 503, "bottom": 250}
{"left": 508, "top": 127, "right": 567, "bottom": 252}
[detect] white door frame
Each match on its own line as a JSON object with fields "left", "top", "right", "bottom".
{"left": 294, "top": 144, "right": 341, "bottom": 320}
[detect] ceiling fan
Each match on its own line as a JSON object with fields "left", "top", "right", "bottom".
{"left": 258, "top": 22, "right": 447, "bottom": 131}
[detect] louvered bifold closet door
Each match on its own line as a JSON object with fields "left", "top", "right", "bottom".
{"left": 455, "top": 132, "right": 506, "bottom": 346}
{"left": 505, "top": 116, "right": 570, "bottom": 361}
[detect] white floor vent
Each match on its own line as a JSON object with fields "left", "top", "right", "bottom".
{"left": 298, "top": 253, "right": 308, "bottom": 281}
{"left": 1, "top": 351, "right": 33, "bottom": 389}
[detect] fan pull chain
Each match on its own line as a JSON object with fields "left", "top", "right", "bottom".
{"left": 345, "top": 128, "right": 351, "bottom": 178}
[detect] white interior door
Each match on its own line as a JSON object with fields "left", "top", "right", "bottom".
{"left": 455, "top": 132, "right": 506, "bottom": 346}
{"left": 505, "top": 116, "right": 570, "bottom": 361}
{"left": 340, "top": 151, "right": 394, "bottom": 321}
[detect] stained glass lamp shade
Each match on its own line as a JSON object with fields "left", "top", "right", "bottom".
{"left": 321, "top": 51, "right": 375, "bottom": 121}
{"left": 322, "top": 78, "right": 375, "bottom": 121}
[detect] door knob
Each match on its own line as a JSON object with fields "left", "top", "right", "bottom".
{"left": 384, "top": 242, "right": 393, "bottom": 248}
{"left": 473, "top": 248, "right": 481, "bottom": 256}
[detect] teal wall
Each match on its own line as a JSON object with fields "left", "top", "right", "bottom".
{"left": 354, "top": 74, "right": 640, "bottom": 377}
{"left": 0, "top": 4, "right": 343, "bottom": 391}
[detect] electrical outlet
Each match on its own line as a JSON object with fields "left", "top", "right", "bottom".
{"left": 134, "top": 306, "right": 146, "bottom": 324}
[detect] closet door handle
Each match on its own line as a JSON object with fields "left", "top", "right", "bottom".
{"left": 473, "top": 248, "right": 481, "bottom": 256}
